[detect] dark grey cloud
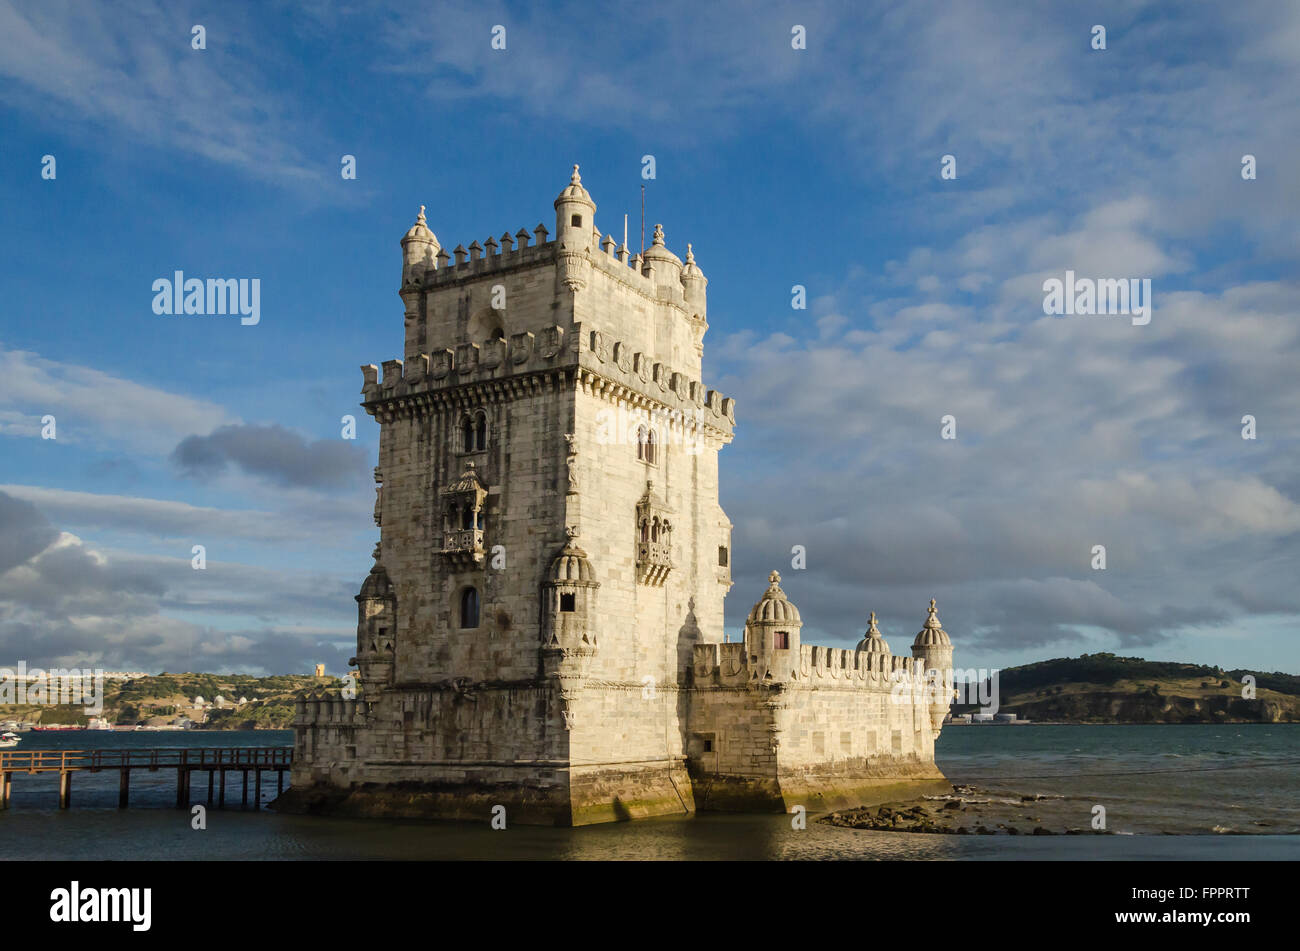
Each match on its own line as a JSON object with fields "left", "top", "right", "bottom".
{"left": 0, "top": 490, "right": 359, "bottom": 673}
{"left": 0, "top": 491, "right": 58, "bottom": 574}
{"left": 172, "top": 423, "right": 369, "bottom": 490}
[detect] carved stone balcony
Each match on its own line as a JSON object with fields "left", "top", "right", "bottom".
{"left": 439, "top": 528, "right": 486, "bottom": 568}
{"left": 636, "top": 540, "right": 672, "bottom": 586}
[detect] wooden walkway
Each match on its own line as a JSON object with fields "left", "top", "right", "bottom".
{"left": 0, "top": 747, "right": 292, "bottom": 810}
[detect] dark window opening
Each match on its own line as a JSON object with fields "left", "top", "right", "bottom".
{"left": 773, "top": 631, "right": 790, "bottom": 650}
{"left": 718, "top": 545, "right": 729, "bottom": 567}
{"left": 460, "top": 587, "right": 480, "bottom": 628}
{"left": 702, "top": 738, "right": 713, "bottom": 752}
{"left": 571, "top": 214, "right": 582, "bottom": 228}
{"left": 474, "top": 412, "right": 487, "bottom": 450}
{"left": 560, "top": 593, "right": 576, "bottom": 613}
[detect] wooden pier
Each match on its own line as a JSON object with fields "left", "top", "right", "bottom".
{"left": 0, "top": 747, "right": 292, "bottom": 810}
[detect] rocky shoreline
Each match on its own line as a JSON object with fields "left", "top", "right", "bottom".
{"left": 820, "top": 784, "right": 1109, "bottom": 836}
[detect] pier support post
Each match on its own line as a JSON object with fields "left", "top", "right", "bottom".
{"left": 219, "top": 769, "right": 226, "bottom": 809}
{"left": 58, "top": 771, "right": 72, "bottom": 809}
{"left": 254, "top": 769, "right": 262, "bottom": 810}
{"left": 241, "top": 770, "right": 249, "bottom": 810}
{"left": 207, "top": 770, "right": 214, "bottom": 805}
{"left": 119, "top": 769, "right": 130, "bottom": 808}
{"left": 1, "top": 772, "right": 10, "bottom": 810}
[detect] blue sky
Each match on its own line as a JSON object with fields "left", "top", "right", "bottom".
{"left": 1, "top": 0, "right": 1297, "bottom": 676}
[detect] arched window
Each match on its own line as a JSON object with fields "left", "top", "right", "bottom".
{"left": 461, "top": 504, "right": 473, "bottom": 530}
{"left": 646, "top": 430, "right": 657, "bottom": 464}
{"left": 460, "top": 587, "right": 480, "bottom": 629}
{"left": 636, "top": 425, "right": 648, "bottom": 461}
{"left": 640, "top": 519, "right": 649, "bottom": 542}
{"left": 651, "top": 517, "right": 660, "bottom": 542}
{"left": 474, "top": 412, "right": 487, "bottom": 451}
{"left": 461, "top": 415, "right": 475, "bottom": 453}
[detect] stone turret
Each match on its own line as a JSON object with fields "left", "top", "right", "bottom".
{"left": 855, "top": 611, "right": 891, "bottom": 655}
{"left": 744, "top": 570, "right": 802, "bottom": 681}
{"left": 554, "top": 164, "right": 596, "bottom": 254}
{"left": 911, "top": 598, "right": 954, "bottom": 731}
{"left": 400, "top": 205, "right": 439, "bottom": 285}
{"left": 352, "top": 546, "right": 396, "bottom": 690}
{"left": 540, "top": 533, "right": 600, "bottom": 690}
{"left": 679, "top": 242, "right": 708, "bottom": 316}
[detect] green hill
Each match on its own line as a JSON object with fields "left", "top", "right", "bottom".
{"left": 955, "top": 653, "right": 1300, "bottom": 723}
{"left": 0, "top": 672, "right": 346, "bottom": 729}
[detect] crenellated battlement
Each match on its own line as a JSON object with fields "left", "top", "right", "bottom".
{"left": 692, "top": 640, "right": 923, "bottom": 688}
{"left": 294, "top": 693, "right": 369, "bottom": 728}
{"left": 360, "top": 324, "right": 736, "bottom": 435}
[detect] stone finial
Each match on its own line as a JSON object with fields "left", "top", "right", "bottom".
{"left": 468, "top": 240, "right": 483, "bottom": 262}
{"left": 534, "top": 222, "right": 549, "bottom": 243}
{"left": 868, "top": 611, "right": 879, "bottom": 633}
{"left": 516, "top": 228, "right": 531, "bottom": 248}
{"left": 769, "top": 570, "right": 781, "bottom": 585}
{"left": 485, "top": 235, "right": 498, "bottom": 254}
{"left": 453, "top": 244, "right": 467, "bottom": 265}
{"left": 571, "top": 164, "right": 581, "bottom": 185}
{"left": 652, "top": 223, "right": 665, "bottom": 246}
{"left": 602, "top": 234, "right": 615, "bottom": 255}
{"left": 685, "top": 243, "right": 695, "bottom": 264}
{"left": 435, "top": 247, "right": 450, "bottom": 268}
{"left": 417, "top": 204, "right": 426, "bottom": 223}
{"left": 501, "top": 231, "right": 514, "bottom": 251}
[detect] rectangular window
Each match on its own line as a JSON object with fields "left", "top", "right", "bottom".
{"left": 773, "top": 631, "right": 789, "bottom": 649}
{"left": 891, "top": 730, "right": 902, "bottom": 755}
{"left": 717, "top": 545, "right": 729, "bottom": 567}
{"left": 560, "top": 593, "right": 576, "bottom": 612}
{"left": 812, "top": 732, "right": 825, "bottom": 754}
{"left": 841, "top": 731, "right": 852, "bottom": 753}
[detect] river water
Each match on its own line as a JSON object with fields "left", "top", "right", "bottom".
{"left": 2, "top": 725, "right": 1296, "bottom": 860}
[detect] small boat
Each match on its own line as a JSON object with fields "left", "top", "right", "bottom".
{"left": 31, "top": 724, "right": 85, "bottom": 732}
{"left": 0, "top": 732, "right": 20, "bottom": 748}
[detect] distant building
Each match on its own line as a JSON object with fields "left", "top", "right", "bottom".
{"left": 313, "top": 664, "right": 326, "bottom": 678}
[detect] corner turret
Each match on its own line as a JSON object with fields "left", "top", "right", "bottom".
{"left": 744, "top": 570, "right": 802, "bottom": 681}
{"left": 911, "top": 598, "right": 955, "bottom": 732}
{"left": 554, "top": 164, "right": 596, "bottom": 254}
{"left": 400, "top": 205, "right": 439, "bottom": 284}
{"left": 680, "top": 243, "right": 708, "bottom": 317}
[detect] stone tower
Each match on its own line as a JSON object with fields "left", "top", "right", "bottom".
{"left": 285, "top": 166, "right": 738, "bottom": 825}
{"left": 283, "top": 168, "right": 953, "bottom": 826}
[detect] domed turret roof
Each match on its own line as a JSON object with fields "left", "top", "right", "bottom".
{"left": 680, "top": 243, "right": 705, "bottom": 281}
{"left": 554, "top": 164, "right": 594, "bottom": 207}
{"left": 855, "top": 611, "right": 891, "bottom": 653}
{"left": 747, "top": 570, "right": 801, "bottom": 625}
{"left": 358, "top": 561, "right": 393, "bottom": 601}
{"left": 549, "top": 536, "right": 595, "bottom": 584}
{"left": 641, "top": 223, "right": 681, "bottom": 267}
{"left": 912, "top": 598, "right": 952, "bottom": 647}
{"left": 403, "top": 205, "right": 436, "bottom": 244}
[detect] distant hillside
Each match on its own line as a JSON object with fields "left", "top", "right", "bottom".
{"left": 0, "top": 672, "right": 344, "bottom": 729}
{"left": 955, "top": 653, "right": 1300, "bottom": 723}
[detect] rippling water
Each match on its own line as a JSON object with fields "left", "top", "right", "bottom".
{"left": 2, "top": 725, "right": 1296, "bottom": 859}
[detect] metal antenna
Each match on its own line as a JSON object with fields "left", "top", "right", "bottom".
{"left": 640, "top": 184, "right": 645, "bottom": 256}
